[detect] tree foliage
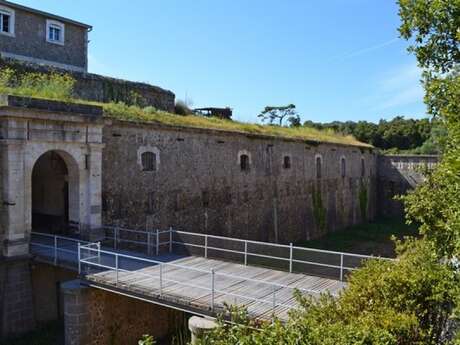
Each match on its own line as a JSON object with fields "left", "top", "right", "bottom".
{"left": 303, "top": 116, "right": 442, "bottom": 153}
{"left": 398, "top": 0, "right": 460, "bottom": 73}
{"left": 258, "top": 104, "right": 300, "bottom": 126}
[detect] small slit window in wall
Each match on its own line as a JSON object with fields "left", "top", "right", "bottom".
{"left": 340, "top": 157, "right": 346, "bottom": 178}
{"left": 46, "top": 20, "right": 65, "bottom": 45}
{"left": 240, "top": 154, "right": 250, "bottom": 171}
{"left": 283, "top": 156, "right": 291, "bottom": 169}
{"left": 0, "top": 6, "right": 14, "bottom": 36}
{"left": 316, "top": 155, "right": 322, "bottom": 179}
{"left": 141, "top": 152, "right": 156, "bottom": 171}
{"left": 361, "top": 157, "right": 365, "bottom": 177}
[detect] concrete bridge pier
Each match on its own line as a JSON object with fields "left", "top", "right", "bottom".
{"left": 62, "top": 280, "right": 91, "bottom": 345}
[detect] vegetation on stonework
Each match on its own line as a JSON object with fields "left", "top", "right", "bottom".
{"left": 0, "top": 67, "right": 75, "bottom": 101}
{"left": 358, "top": 182, "right": 368, "bottom": 221}
{"left": 311, "top": 187, "right": 326, "bottom": 233}
{"left": 191, "top": 1, "right": 460, "bottom": 344}
{"left": 0, "top": 68, "right": 369, "bottom": 147}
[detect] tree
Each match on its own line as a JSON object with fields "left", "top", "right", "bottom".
{"left": 258, "top": 104, "right": 299, "bottom": 126}
{"left": 302, "top": 117, "right": 439, "bottom": 153}
{"left": 398, "top": 0, "right": 460, "bottom": 259}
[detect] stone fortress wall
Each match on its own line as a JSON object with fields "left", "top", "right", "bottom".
{"left": 377, "top": 154, "right": 439, "bottom": 218}
{"left": 102, "top": 120, "right": 377, "bottom": 244}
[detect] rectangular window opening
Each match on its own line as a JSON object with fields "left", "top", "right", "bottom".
{"left": 1, "top": 14, "right": 10, "bottom": 33}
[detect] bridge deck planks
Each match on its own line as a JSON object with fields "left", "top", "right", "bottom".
{"left": 85, "top": 255, "right": 345, "bottom": 321}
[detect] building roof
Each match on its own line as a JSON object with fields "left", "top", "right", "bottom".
{"left": 0, "top": 0, "right": 92, "bottom": 29}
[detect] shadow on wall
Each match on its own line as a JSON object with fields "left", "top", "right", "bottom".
{"left": 377, "top": 155, "right": 439, "bottom": 218}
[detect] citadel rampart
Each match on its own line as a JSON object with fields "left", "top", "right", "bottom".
{"left": 102, "top": 120, "right": 377, "bottom": 243}
{"left": 377, "top": 154, "right": 438, "bottom": 218}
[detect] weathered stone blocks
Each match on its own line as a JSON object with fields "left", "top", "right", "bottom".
{"left": 0, "top": 257, "right": 35, "bottom": 338}
{"left": 61, "top": 280, "right": 182, "bottom": 345}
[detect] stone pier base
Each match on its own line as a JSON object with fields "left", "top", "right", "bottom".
{"left": 0, "top": 256, "right": 35, "bottom": 338}
{"left": 188, "top": 316, "right": 218, "bottom": 344}
{"left": 62, "top": 280, "right": 183, "bottom": 345}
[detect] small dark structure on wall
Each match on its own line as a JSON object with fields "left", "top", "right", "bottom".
{"left": 194, "top": 107, "right": 233, "bottom": 120}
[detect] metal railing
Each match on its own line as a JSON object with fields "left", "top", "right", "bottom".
{"left": 31, "top": 227, "right": 390, "bottom": 283}
{"left": 30, "top": 232, "right": 96, "bottom": 269}
{"left": 102, "top": 226, "right": 172, "bottom": 256}
{"left": 102, "top": 227, "right": 387, "bottom": 281}
{"left": 78, "top": 243, "right": 322, "bottom": 317}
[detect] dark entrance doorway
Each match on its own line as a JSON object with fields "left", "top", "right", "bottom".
{"left": 32, "top": 151, "right": 70, "bottom": 234}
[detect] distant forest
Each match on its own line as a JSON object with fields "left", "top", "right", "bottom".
{"left": 303, "top": 116, "right": 444, "bottom": 154}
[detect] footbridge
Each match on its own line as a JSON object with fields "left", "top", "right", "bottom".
{"left": 30, "top": 228, "right": 379, "bottom": 321}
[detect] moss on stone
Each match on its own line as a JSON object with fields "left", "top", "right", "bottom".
{"left": 312, "top": 186, "right": 327, "bottom": 233}
{"left": 359, "top": 181, "right": 368, "bottom": 221}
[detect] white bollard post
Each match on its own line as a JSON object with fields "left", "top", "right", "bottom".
{"left": 188, "top": 316, "right": 218, "bottom": 345}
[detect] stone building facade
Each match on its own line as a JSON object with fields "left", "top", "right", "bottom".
{"left": 102, "top": 120, "right": 377, "bottom": 243}
{"left": 0, "top": 0, "right": 91, "bottom": 72}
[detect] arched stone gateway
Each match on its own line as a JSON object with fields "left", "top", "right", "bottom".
{"left": 31, "top": 150, "right": 80, "bottom": 235}
{"left": 0, "top": 96, "right": 104, "bottom": 337}
{"left": 0, "top": 96, "right": 105, "bottom": 258}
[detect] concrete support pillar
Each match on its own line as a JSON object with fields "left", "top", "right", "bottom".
{"left": 62, "top": 280, "right": 90, "bottom": 345}
{"left": 0, "top": 257, "right": 35, "bottom": 338}
{"left": 188, "top": 316, "right": 218, "bottom": 344}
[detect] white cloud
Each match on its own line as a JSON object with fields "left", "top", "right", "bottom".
{"left": 372, "top": 63, "right": 424, "bottom": 111}
{"left": 330, "top": 38, "right": 399, "bottom": 62}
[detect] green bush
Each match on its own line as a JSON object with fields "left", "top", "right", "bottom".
{"left": 198, "top": 239, "right": 457, "bottom": 345}
{"left": 0, "top": 67, "right": 75, "bottom": 100}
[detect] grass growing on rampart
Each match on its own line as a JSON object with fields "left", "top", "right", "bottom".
{"left": 0, "top": 68, "right": 371, "bottom": 147}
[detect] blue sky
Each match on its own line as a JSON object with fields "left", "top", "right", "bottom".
{"left": 18, "top": 0, "right": 427, "bottom": 123}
